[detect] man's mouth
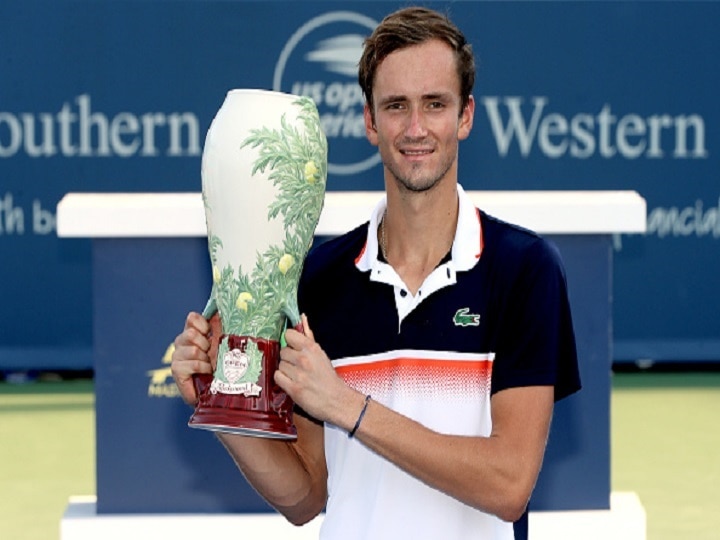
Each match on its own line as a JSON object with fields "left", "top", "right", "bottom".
{"left": 401, "top": 148, "right": 433, "bottom": 156}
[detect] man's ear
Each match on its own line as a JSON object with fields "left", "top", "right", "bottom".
{"left": 364, "top": 103, "right": 378, "bottom": 146}
{"left": 458, "top": 95, "right": 475, "bottom": 141}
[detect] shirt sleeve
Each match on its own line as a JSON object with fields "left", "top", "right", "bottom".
{"left": 490, "top": 236, "right": 581, "bottom": 402}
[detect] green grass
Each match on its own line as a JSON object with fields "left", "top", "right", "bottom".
{"left": 1, "top": 372, "right": 719, "bottom": 540}
{"left": 611, "top": 371, "right": 720, "bottom": 540}
{"left": 0, "top": 380, "right": 95, "bottom": 540}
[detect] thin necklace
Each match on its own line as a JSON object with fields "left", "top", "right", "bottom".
{"left": 380, "top": 209, "right": 388, "bottom": 261}
{"left": 380, "top": 210, "right": 455, "bottom": 265}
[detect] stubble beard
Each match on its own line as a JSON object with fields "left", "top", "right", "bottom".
{"left": 385, "top": 150, "right": 456, "bottom": 194}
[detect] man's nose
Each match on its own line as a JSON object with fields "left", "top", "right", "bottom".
{"left": 405, "top": 108, "right": 428, "bottom": 138}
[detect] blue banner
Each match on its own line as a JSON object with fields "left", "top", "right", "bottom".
{"left": 1, "top": 0, "right": 719, "bottom": 369}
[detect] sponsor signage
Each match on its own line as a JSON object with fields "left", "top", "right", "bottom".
{"left": 2, "top": 0, "right": 719, "bottom": 372}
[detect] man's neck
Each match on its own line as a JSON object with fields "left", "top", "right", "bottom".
{"left": 382, "top": 180, "right": 459, "bottom": 294}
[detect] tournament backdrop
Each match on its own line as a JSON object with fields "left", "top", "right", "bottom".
{"left": 1, "top": 0, "right": 718, "bottom": 369}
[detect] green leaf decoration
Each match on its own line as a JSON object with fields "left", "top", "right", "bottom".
{"left": 215, "top": 337, "right": 231, "bottom": 380}
{"left": 238, "top": 340, "right": 263, "bottom": 384}
{"left": 208, "top": 97, "right": 326, "bottom": 339}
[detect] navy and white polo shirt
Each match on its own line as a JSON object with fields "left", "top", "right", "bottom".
{"left": 298, "top": 184, "right": 580, "bottom": 540}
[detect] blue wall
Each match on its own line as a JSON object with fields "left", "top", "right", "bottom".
{"left": 1, "top": 0, "right": 719, "bottom": 369}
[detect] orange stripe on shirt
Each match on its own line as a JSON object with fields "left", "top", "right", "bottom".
{"left": 335, "top": 357, "right": 493, "bottom": 397}
{"left": 335, "top": 357, "right": 492, "bottom": 377}
{"left": 354, "top": 241, "right": 367, "bottom": 265}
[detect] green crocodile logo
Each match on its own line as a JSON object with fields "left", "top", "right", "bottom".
{"left": 453, "top": 308, "right": 481, "bottom": 327}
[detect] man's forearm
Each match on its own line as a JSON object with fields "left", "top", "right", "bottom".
{"left": 349, "top": 386, "right": 554, "bottom": 522}
{"left": 215, "top": 416, "right": 327, "bottom": 525}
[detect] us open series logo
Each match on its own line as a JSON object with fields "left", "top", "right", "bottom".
{"left": 273, "top": 11, "right": 381, "bottom": 177}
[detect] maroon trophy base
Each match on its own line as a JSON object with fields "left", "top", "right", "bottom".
{"left": 188, "top": 334, "right": 297, "bottom": 440}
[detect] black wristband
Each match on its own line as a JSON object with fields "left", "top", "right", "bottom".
{"left": 348, "top": 394, "right": 371, "bottom": 438}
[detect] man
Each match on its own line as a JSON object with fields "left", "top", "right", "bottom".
{"left": 172, "top": 6, "right": 580, "bottom": 539}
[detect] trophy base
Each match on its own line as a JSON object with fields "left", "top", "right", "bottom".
{"left": 188, "top": 406, "right": 297, "bottom": 440}
{"left": 187, "top": 332, "right": 297, "bottom": 440}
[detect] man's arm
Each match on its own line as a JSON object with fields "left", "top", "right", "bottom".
{"left": 171, "top": 312, "right": 328, "bottom": 525}
{"left": 217, "top": 415, "right": 327, "bottom": 525}
{"left": 352, "top": 385, "right": 553, "bottom": 522}
{"left": 279, "top": 317, "right": 553, "bottom": 523}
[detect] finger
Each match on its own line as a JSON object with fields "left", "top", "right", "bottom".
{"left": 171, "top": 358, "right": 213, "bottom": 382}
{"left": 176, "top": 358, "right": 214, "bottom": 377}
{"left": 174, "top": 330, "right": 205, "bottom": 352}
{"left": 279, "top": 345, "right": 299, "bottom": 367}
{"left": 187, "top": 311, "right": 209, "bottom": 331}
{"left": 173, "top": 335, "right": 211, "bottom": 363}
{"left": 284, "top": 315, "right": 316, "bottom": 350}
{"left": 283, "top": 327, "right": 307, "bottom": 351}
{"left": 301, "top": 313, "right": 315, "bottom": 341}
{"left": 176, "top": 316, "right": 212, "bottom": 354}
{"left": 274, "top": 367, "right": 293, "bottom": 395}
{"left": 172, "top": 337, "right": 213, "bottom": 375}
{"left": 171, "top": 358, "right": 213, "bottom": 405}
{"left": 277, "top": 356, "right": 301, "bottom": 389}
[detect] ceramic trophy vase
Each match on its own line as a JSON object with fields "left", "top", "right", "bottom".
{"left": 189, "top": 89, "right": 327, "bottom": 439}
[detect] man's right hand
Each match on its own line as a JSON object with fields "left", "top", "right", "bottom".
{"left": 171, "top": 311, "right": 220, "bottom": 405}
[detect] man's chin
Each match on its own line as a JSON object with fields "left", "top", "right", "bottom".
{"left": 396, "top": 172, "right": 444, "bottom": 194}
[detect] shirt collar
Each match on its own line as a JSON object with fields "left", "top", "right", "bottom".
{"left": 452, "top": 184, "right": 484, "bottom": 271}
{"left": 354, "top": 184, "right": 483, "bottom": 273}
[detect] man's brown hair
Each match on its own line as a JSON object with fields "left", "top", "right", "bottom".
{"left": 358, "top": 6, "right": 475, "bottom": 118}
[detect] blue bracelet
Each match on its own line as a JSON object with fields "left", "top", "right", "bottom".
{"left": 348, "top": 394, "right": 371, "bottom": 438}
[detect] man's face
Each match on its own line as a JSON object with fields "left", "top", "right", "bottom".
{"left": 364, "top": 39, "right": 474, "bottom": 194}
